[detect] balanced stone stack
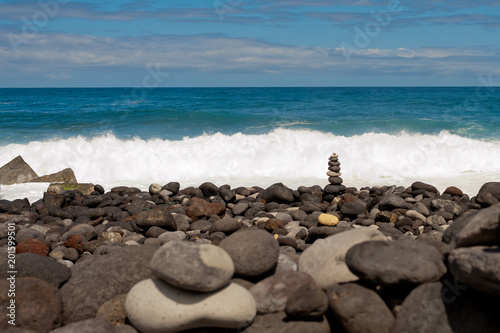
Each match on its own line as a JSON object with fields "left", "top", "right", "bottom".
{"left": 327, "top": 153, "right": 342, "bottom": 185}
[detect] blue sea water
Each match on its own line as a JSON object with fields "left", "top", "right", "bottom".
{"left": 1, "top": 87, "right": 499, "bottom": 201}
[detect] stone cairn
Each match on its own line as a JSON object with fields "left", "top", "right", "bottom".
{"left": 327, "top": 152, "right": 343, "bottom": 185}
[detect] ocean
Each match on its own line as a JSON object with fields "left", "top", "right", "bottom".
{"left": 1, "top": 87, "right": 499, "bottom": 202}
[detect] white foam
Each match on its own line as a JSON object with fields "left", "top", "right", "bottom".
{"left": 1, "top": 129, "right": 499, "bottom": 202}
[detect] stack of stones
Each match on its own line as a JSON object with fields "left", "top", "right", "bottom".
{"left": 327, "top": 152, "right": 342, "bottom": 186}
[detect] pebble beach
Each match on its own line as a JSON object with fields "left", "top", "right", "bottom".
{"left": 2, "top": 159, "right": 500, "bottom": 332}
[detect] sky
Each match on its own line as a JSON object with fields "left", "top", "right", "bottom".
{"left": 0, "top": 0, "right": 499, "bottom": 87}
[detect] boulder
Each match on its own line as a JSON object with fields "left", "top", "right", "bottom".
{"left": 29, "top": 168, "right": 77, "bottom": 183}
{"left": 0, "top": 155, "right": 38, "bottom": 185}
{"left": 243, "top": 311, "right": 330, "bottom": 333}
{"left": 185, "top": 197, "right": 226, "bottom": 221}
{"left": 476, "top": 182, "right": 500, "bottom": 206}
{"left": 262, "top": 184, "right": 294, "bottom": 204}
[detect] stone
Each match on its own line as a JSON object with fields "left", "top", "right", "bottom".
{"left": 327, "top": 171, "right": 341, "bottom": 177}
{"left": 0, "top": 155, "right": 38, "bottom": 185}
{"left": 209, "top": 217, "right": 240, "bottom": 234}
{"left": 298, "top": 228, "right": 386, "bottom": 288}
{"left": 406, "top": 209, "right": 426, "bottom": 221}
{"left": 148, "top": 183, "right": 162, "bottom": 195}
{"left": 15, "top": 228, "right": 45, "bottom": 243}
{"left": 126, "top": 279, "right": 256, "bottom": 333}
{"left": 317, "top": 213, "right": 339, "bottom": 226}
{"left": 265, "top": 218, "right": 285, "bottom": 231}
{"left": 261, "top": 184, "right": 294, "bottom": 204}
{"left": 276, "top": 253, "right": 298, "bottom": 272}
{"left": 199, "top": 182, "right": 219, "bottom": 197}
{"left": 219, "top": 229, "right": 279, "bottom": 279}
{"left": 49, "top": 318, "right": 118, "bottom": 333}
{"left": 323, "top": 184, "right": 346, "bottom": 195}
{"left": 346, "top": 239, "right": 446, "bottom": 285}
{"left": 476, "top": 182, "right": 500, "bottom": 206}
{"left": 60, "top": 245, "right": 157, "bottom": 324}
{"left": 157, "top": 230, "right": 187, "bottom": 243}
{"left": 444, "top": 186, "right": 464, "bottom": 197}
{"left": 249, "top": 271, "right": 314, "bottom": 314}
{"left": 328, "top": 176, "right": 343, "bottom": 185}
{"left": 150, "top": 241, "right": 234, "bottom": 292}
{"left": 378, "top": 194, "right": 408, "bottom": 211}
{"left": 134, "top": 209, "right": 176, "bottom": 229}
{"left": 29, "top": 168, "right": 77, "bottom": 183}
{"left": 0, "top": 253, "right": 70, "bottom": 287}
{"left": 189, "top": 220, "right": 212, "bottom": 233}
{"left": 448, "top": 246, "right": 500, "bottom": 296}
{"left": 219, "top": 186, "right": 236, "bottom": 203}
{"left": 186, "top": 197, "right": 226, "bottom": 221}
{"left": 232, "top": 201, "right": 249, "bottom": 215}
{"left": 341, "top": 201, "right": 366, "bottom": 216}
{"left": 163, "top": 182, "right": 180, "bottom": 195}
{"left": 16, "top": 239, "right": 49, "bottom": 256}
{"left": 243, "top": 311, "right": 330, "bottom": 333}
{"left": 328, "top": 283, "right": 394, "bottom": 333}
{"left": 285, "top": 281, "right": 328, "bottom": 319}
{"left": 0, "top": 277, "right": 62, "bottom": 332}
{"left": 96, "top": 294, "right": 128, "bottom": 326}
{"left": 411, "top": 181, "right": 438, "bottom": 193}
{"left": 48, "top": 183, "right": 94, "bottom": 195}
{"left": 426, "top": 214, "right": 446, "bottom": 226}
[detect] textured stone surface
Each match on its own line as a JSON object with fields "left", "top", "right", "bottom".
{"left": 328, "top": 283, "right": 394, "bottom": 333}
{"left": 96, "top": 294, "right": 128, "bottom": 326}
{"left": 285, "top": 280, "right": 328, "bottom": 319}
{"left": 16, "top": 239, "right": 49, "bottom": 256}
{"left": 243, "top": 311, "right": 330, "bottom": 333}
{"left": 0, "top": 155, "right": 38, "bottom": 185}
{"left": 346, "top": 239, "right": 446, "bottom": 285}
{"left": 219, "top": 229, "right": 279, "bottom": 279}
{"left": 261, "top": 184, "right": 294, "bottom": 204}
{"left": 476, "top": 182, "right": 500, "bottom": 206}
{"left": 378, "top": 194, "right": 408, "bottom": 211}
{"left": 126, "top": 279, "right": 256, "bottom": 333}
{"left": 134, "top": 209, "right": 176, "bottom": 229}
{"left": 449, "top": 246, "right": 500, "bottom": 296}
{"left": 49, "top": 318, "right": 118, "bottom": 333}
{"left": 60, "top": 245, "right": 157, "bottom": 324}
{"left": 298, "top": 227, "right": 386, "bottom": 288}
{"left": 150, "top": 241, "right": 234, "bottom": 292}
{"left": 30, "top": 168, "right": 77, "bottom": 183}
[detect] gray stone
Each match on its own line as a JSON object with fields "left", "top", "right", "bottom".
{"left": 126, "top": 279, "right": 256, "bottom": 333}
{"left": 249, "top": 271, "right": 314, "bottom": 314}
{"left": 449, "top": 246, "right": 500, "bottom": 296}
{"left": 328, "top": 283, "right": 394, "bottom": 333}
{"left": 476, "top": 182, "right": 500, "bottom": 206}
{"left": 426, "top": 214, "right": 446, "bottom": 226}
{"left": 134, "top": 209, "right": 176, "bottom": 229}
{"left": 219, "top": 229, "right": 279, "bottom": 279}
{"left": 406, "top": 210, "right": 426, "bottom": 221}
{"left": 411, "top": 181, "right": 438, "bottom": 193}
{"left": 60, "top": 245, "right": 157, "bottom": 324}
{"left": 378, "top": 194, "right": 408, "bottom": 211}
{"left": 243, "top": 311, "right": 330, "bottom": 333}
{"left": 172, "top": 214, "right": 190, "bottom": 231}
{"left": 0, "top": 253, "right": 70, "bottom": 287}
{"left": 341, "top": 201, "right": 366, "bottom": 216}
{"left": 298, "top": 228, "right": 386, "bottom": 288}
{"left": 15, "top": 227, "right": 45, "bottom": 243}
{"left": 285, "top": 281, "right": 328, "bottom": 319}
{"left": 150, "top": 241, "right": 234, "bottom": 292}
{"left": 0, "top": 155, "right": 38, "bottom": 185}
{"left": 30, "top": 168, "right": 77, "bottom": 183}
{"left": 49, "top": 318, "right": 117, "bottom": 333}
{"left": 232, "top": 201, "right": 249, "bottom": 215}
{"left": 262, "top": 184, "right": 294, "bottom": 204}
{"left": 157, "top": 231, "right": 187, "bottom": 243}
{"left": 199, "top": 182, "right": 219, "bottom": 197}
{"left": 275, "top": 253, "right": 298, "bottom": 273}
{"left": 346, "top": 239, "right": 446, "bottom": 285}
{"left": 209, "top": 217, "right": 240, "bottom": 234}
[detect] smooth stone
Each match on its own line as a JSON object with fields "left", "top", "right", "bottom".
{"left": 185, "top": 197, "right": 226, "bottom": 221}
{"left": 199, "top": 181, "right": 219, "bottom": 197}
{"left": 49, "top": 318, "right": 119, "bottom": 333}
{"left": 219, "top": 229, "right": 279, "bottom": 279}
{"left": 328, "top": 176, "right": 343, "bottom": 185}
{"left": 346, "top": 239, "right": 446, "bottom": 285}
{"left": 411, "top": 181, "right": 439, "bottom": 194}
{"left": 298, "top": 228, "right": 386, "bottom": 288}
{"left": 15, "top": 227, "right": 45, "bottom": 243}
{"left": 329, "top": 165, "right": 341, "bottom": 172}
{"left": 150, "top": 241, "right": 234, "bottom": 292}
{"left": 285, "top": 281, "right": 328, "bottom": 319}
{"left": 249, "top": 271, "right": 314, "bottom": 314}
{"left": 406, "top": 209, "right": 426, "bottom": 221}
{"left": 126, "top": 279, "right": 256, "bottom": 333}
{"left": 157, "top": 231, "right": 187, "bottom": 243}
{"left": 232, "top": 201, "right": 249, "bottom": 215}
{"left": 476, "top": 182, "right": 500, "bottom": 206}
{"left": 275, "top": 253, "right": 298, "bottom": 272}
{"left": 209, "top": 217, "right": 240, "bottom": 235}
{"left": 328, "top": 283, "right": 394, "bottom": 333}
{"left": 340, "top": 201, "right": 366, "bottom": 216}
{"left": 317, "top": 213, "right": 339, "bottom": 226}
{"left": 135, "top": 209, "right": 176, "bottom": 229}
{"left": 326, "top": 171, "right": 341, "bottom": 177}
{"left": 261, "top": 184, "right": 294, "bottom": 204}
{"left": 148, "top": 183, "right": 162, "bottom": 195}
{"left": 378, "top": 194, "right": 408, "bottom": 211}
{"left": 426, "top": 214, "right": 447, "bottom": 226}
{"left": 243, "top": 311, "right": 330, "bottom": 333}
{"left": 449, "top": 246, "right": 500, "bottom": 296}
{"left": 444, "top": 186, "right": 464, "bottom": 197}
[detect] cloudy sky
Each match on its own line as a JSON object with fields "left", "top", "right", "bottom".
{"left": 1, "top": 0, "right": 499, "bottom": 87}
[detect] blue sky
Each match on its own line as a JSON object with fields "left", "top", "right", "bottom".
{"left": 0, "top": 0, "right": 499, "bottom": 87}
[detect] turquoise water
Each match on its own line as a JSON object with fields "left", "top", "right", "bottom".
{"left": 1, "top": 87, "right": 499, "bottom": 201}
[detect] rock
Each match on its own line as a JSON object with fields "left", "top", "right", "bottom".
{"left": 15, "top": 228, "right": 45, "bottom": 243}
{"left": 219, "top": 186, "right": 236, "bottom": 203}
{"left": 135, "top": 209, "right": 176, "bottom": 229}
{"left": 243, "top": 311, "right": 330, "bottom": 333}
{"left": 157, "top": 230, "right": 187, "bottom": 243}
{"left": 16, "top": 239, "right": 49, "bottom": 256}
{"left": 298, "top": 228, "right": 386, "bottom": 288}
{"left": 0, "top": 253, "right": 70, "bottom": 287}
{"left": 426, "top": 214, "right": 446, "bottom": 226}
{"left": 411, "top": 181, "right": 438, "bottom": 193}
{"left": 29, "top": 168, "right": 77, "bottom": 183}
{"left": 444, "top": 186, "right": 463, "bottom": 197}
{"left": 199, "top": 182, "right": 219, "bottom": 197}
{"left": 327, "top": 283, "right": 394, "bottom": 333}
{"left": 448, "top": 246, "right": 500, "bottom": 296}
{"left": 96, "top": 294, "right": 127, "bottom": 326}
{"left": 262, "top": 184, "right": 294, "bottom": 204}
{"left": 406, "top": 210, "right": 426, "bottom": 221}
{"left": 346, "top": 239, "right": 446, "bottom": 285}
{"left": 328, "top": 176, "right": 343, "bottom": 185}
{"left": 219, "top": 229, "right": 279, "bottom": 279}
{"left": 209, "top": 217, "right": 240, "bottom": 234}
{"left": 317, "top": 213, "right": 339, "bottom": 226}
{"left": 48, "top": 183, "right": 94, "bottom": 195}
{"left": 323, "top": 184, "right": 346, "bottom": 195}
{"left": 148, "top": 183, "right": 162, "bottom": 195}
{"left": 378, "top": 194, "right": 408, "bottom": 211}
{"left": 163, "top": 182, "right": 180, "bottom": 195}
{"left": 0, "top": 155, "right": 38, "bottom": 185}
{"left": 126, "top": 279, "right": 256, "bottom": 333}
{"left": 285, "top": 280, "right": 328, "bottom": 319}
{"left": 49, "top": 318, "right": 118, "bottom": 333}
{"left": 276, "top": 253, "right": 298, "bottom": 272}
{"left": 150, "top": 241, "right": 234, "bottom": 292}
{"left": 232, "top": 201, "right": 249, "bottom": 215}
{"left": 249, "top": 271, "right": 314, "bottom": 314}
{"left": 60, "top": 245, "right": 157, "bottom": 324}
{"left": 0, "top": 277, "right": 62, "bottom": 332}
{"left": 391, "top": 282, "right": 500, "bottom": 333}
{"left": 341, "top": 201, "right": 366, "bottom": 216}
{"left": 186, "top": 197, "right": 226, "bottom": 221}
{"left": 476, "top": 182, "right": 500, "bottom": 206}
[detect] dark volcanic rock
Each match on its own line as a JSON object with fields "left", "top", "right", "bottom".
{"left": 378, "top": 194, "right": 408, "bottom": 211}
{"left": 328, "top": 283, "right": 394, "bottom": 333}
{"left": 185, "top": 197, "right": 226, "bottom": 221}
{"left": 346, "top": 239, "right": 446, "bottom": 285}
{"left": 163, "top": 182, "right": 180, "bottom": 195}
{"left": 60, "top": 245, "right": 157, "bottom": 324}
{"left": 0, "top": 155, "right": 38, "bottom": 185}
{"left": 411, "top": 181, "right": 438, "bottom": 194}
{"left": 243, "top": 311, "right": 330, "bottom": 333}
{"left": 262, "top": 184, "right": 294, "bottom": 204}
{"left": 285, "top": 280, "right": 328, "bottom": 319}
{"left": 219, "top": 186, "right": 236, "bottom": 203}
{"left": 340, "top": 201, "right": 366, "bottom": 216}
{"left": 476, "top": 182, "right": 500, "bottom": 207}
{"left": 0, "top": 277, "right": 63, "bottom": 332}
{"left": 135, "top": 209, "right": 176, "bottom": 230}
{"left": 219, "top": 229, "right": 279, "bottom": 279}
{"left": 0, "top": 253, "right": 70, "bottom": 287}
{"left": 209, "top": 217, "right": 240, "bottom": 234}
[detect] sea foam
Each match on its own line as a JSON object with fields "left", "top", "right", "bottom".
{"left": 1, "top": 129, "right": 499, "bottom": 202}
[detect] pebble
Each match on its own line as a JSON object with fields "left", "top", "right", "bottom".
{"left": 317, "top": 213, "right": 339, "bottom": 226}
